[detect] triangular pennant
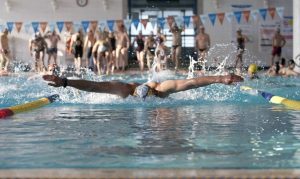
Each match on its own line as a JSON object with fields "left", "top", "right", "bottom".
{"left": 132, "top": 19, "right": 140, "bottom": 30}
{"left": 251, "top": 10, "right": 259, "bottom": 21}
{"left": 65, "top": 21, "right": 73, "bottom": 32}
{"left": 200, "top": 15, "right": 208, "bottom": 24}
{"left": 158, "top": 17, "right": 165, "bottom": 29}
{"left": 208, "top": 14, "right": 216, "bottom": 26}
{"left": 31, "top": 22, "right": 39, "bottom": 33}
{"left": 141, "top": 19, "right": 148, "bottom": 29}
{"left": 268, "top": 8, "right": 276, "bottom": 19}
{"left": 24, "top": 23, "right": 31, "bottom": 34}
{"left": 90, "top": 21, "right": 98, "bottom": 32}
{"left": 15, "top": 22, "right": 22, "bottom": 33}
{"left": 217, "top": 13, "right": 225, "bottom": 25}
{"left": 243, "top": 11, "right": 251, "bottom": 22}
{"left": 40, "top": 22, "right": 48, "bottom": 33}
{"left": 175, "top": 16, "right": 183, "bottom": 27}
{"left": 259, "top": 9, "right": 267, "bottom": 21}
{"left": 81, "top": 21, "right": 90, "bottom": 33}
{"left": 48, "top": 22, "right": 56, "bottom": 32}
{"left": 192, "top": 15, "right": 200, "bottom": 27}
{"left": 123, "top": 19, "right": 131, "bottom": 31}
{"left": 6, "top": 22, "right": 14, "bottom": 33}
{"left": 184, "top": 16, "right": 191, "bottom": 27}
{"left": 225, "top": 12, "right": 234, "bottom": 23}
{"left": 73, "top": 22, "right": 82, "bottom": 32}
{"left": 167, "top": 16, "right": 174, "bottom": 28}
{"left": 107, "top": 20, "right": 115, "bottom": 32}
{"left": 276, "top": 7, "right": 284, "bottom": 19}
{"left": 234, "top": 11, "right": 242, "bottom": 24}
{"left": 149, "top": 18, "right": 157, "bottom": 29}
{"left": 56, "top": 21, "right": 64, "bottom": 33}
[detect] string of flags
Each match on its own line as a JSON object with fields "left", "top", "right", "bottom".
{"left": 0, "top": 7, "right": 284, "bottom": 34}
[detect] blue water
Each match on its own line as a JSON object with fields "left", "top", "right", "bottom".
{"left": 0, "top": 72, "right": 300, "bottom": 169}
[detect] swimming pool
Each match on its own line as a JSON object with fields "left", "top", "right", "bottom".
{"left": 0, "top": 72, "right": 300, "bottom": 169}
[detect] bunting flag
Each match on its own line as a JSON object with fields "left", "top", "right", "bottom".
{"left": 15, "top": 22, "right": 23, "bottom": 33}
{"left": 73, "top": 22, "right": 82, "bottom": 32}
{"left": 251, "top": 10, "right": 259, "bottom": 21}
{"left": 225, "top": 12, "right": 234, "bottom": 23}
{"left": 48, "top": 22, "right": 56, "bottom": 32}
{"left": 141, "top": 19, "right": 148, "bottom": 29}
{"left": 132, "top": 19, "right": 140, "bottom": 30}
{"left": 259, "top": 9, "right": 267, "bottom": 21}
{"left": 192, "top": 15, "right": 200, "bottom": 28}
{"left": 175, "top": 16, "right": 183, "bottom": 27}
{"left": 149, "top": 18, "right": 156, "bottom": 29}
{"left": 268, "top": 8, "right": 276, "bottom": 19}
{"left": 167, "top": 16, "right": 174, "bottom": 28}
{"left": 65, "top": 21, "right": 73, "bottom": 32}
{"left": 107, "top": 20, "right": 115, "bottom": 32}
{"left": 243, "top": 11, "right": 251, "bottom": 22}
{"left": 276, "top": 7, "right": 284, "bottom": 19}
{"left": 217, "top": 13, "right": 225, "bottom": 25}
{"left": 6, "top": 22, "right": 14, "bottom": 33}
{"left": 208, "top": 14, "right": 216, "bottom": 26}
{"left": 24, "top": 23, "right": 31, "bottom": 34}
{"left": 40, "top": 22, "right": 48, "bottom": 33}
{"left": 123, "top": 19, "right": 131, "bottom": 31}
{"left": 81, "top": 21, "right": 90, "bottom": 32}
{"left": 31, "top": 22, "right": 39, "bottom": 33}
{"left": 158, "top": 17, "right": 165, "bottom": 29}
{"left": 184, "top": 16, "right": 191, "bottom": 27}
{"left": 90, "top": 21, "right": 98, "bottom": 32}
{"left": 200, "top": 15, "right": 208, "bottom": 25}
{"left": 56, "top": 21, "right": 64, "bottom": 33}
{"left": 234, "top": 11, "right": 242, "bottom": 24}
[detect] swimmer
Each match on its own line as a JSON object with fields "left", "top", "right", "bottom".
{"left": 247, "top": 64, "right": 259, "bottom": 79}
{"left": 279, "top": 59, "right": 299, "bottom": 77}
{"left": 43, "top": 74, "right": 243, "bottom": 99}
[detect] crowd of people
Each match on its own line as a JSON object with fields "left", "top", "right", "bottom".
{"left": 0, "top": 22, "right": 299, "bottom": 78}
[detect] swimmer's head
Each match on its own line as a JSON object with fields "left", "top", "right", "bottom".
{"left": 135, "top": 84, "right": 150, "bottom": 101}
{"left": 237, "top": 28, "right": 242, "bottom": 33}
{"left": 248, "top": 64, "right": 258, "bottom": 74}
{"left": 288, "top": 59, "right": 295, "bottom": 69}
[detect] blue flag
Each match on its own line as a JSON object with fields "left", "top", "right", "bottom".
{"left": 56, "top": 21, "right": 64, "bottom": 33}
{"left": 158, "top": 17, "right": 165, "bottom": 29}
{"left": 6, "top": 22, "right": 14, "bottom": 33}
{"left": 208, "top": 14, "right": 216, "bottom": 26}
{"left": 132, "top": 19, "right": 140, "bottom": 30}
{"left": 81, "top": 21, "right": 90, "bottom": 32}
{"left": 183, "top": 16, "right": 191, "bottom": 27}
{"left": 234, "top": 11, "right": 242, "bottom": 24}
{"left": 107, "top": 20, "right": 115, "bottom": 31}
{"left": 31, "top": 22, "right": 39, "bottom": 33}
{"left": 259, "top": 9, "right": 267, "bottom": 21}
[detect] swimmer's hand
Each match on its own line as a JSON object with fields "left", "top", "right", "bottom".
{"left": 221, "top": 74, "right": 244, "bottom": 85}
{"left": 43, "top": 75, "right": 64, "bottom": 87}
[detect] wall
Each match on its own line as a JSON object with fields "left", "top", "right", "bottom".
{"left": 198, "top": 0, "right": 293, "bottom": 66}
{"left": 0, "top": 0, "right": 127, "bottom": 66}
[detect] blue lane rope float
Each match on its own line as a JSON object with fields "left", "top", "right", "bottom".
{"left": 0, "top": 94, "right": 59, "bottom": 119}
{"left": 241, "top": 86, "right": 300, "bottom": 110}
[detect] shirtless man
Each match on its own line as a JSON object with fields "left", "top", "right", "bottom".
{"left": 271, "top": 28, "right": 286, "bottom": 66}
{"left": 170, "top": 23, "right": 184, "bottom": 70}
{"left": 115, "top": 24, "right": 130, "bottom": 71}
{"left": 235, "top": 29, "right": 249, "bottom": 75}
{"left": 84, "top": 29, "right": 96, "bottom": 70}
{"left": 29, "top": 32, "right": 48, "bottom": 72}
{"left": 45, "top": 30, "right": 61, "bottom": 67}
{"left": 155, "top": 37, "right": 168, "bottom": 71}
{"left": 144, "top": 31, "right": 156, "bottom": 70}
{"left": 43, "top": 73, "right": 243, "bottom": 99}
{"left": 0, "top": 28, "right": 10, "bottom": 72}
{"left": 195, "top": 26, "right": 210, "bottom": 62}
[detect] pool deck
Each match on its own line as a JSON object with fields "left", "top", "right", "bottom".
{"left": 0, "top": 169, "right": 300, "bottom": 178}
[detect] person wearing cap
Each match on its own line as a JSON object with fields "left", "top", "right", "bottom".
{"left": 271, "top": 28, "right": 286, "bottom": 67}
{"left": 115, "top": 24, "right": 130, "bottom": 71}
{"left": 195, "top": 26, "right": 210, "bottom": 62}
{"left": 29, "top": 32, "right": 48, "bottom": 72}
{"left": 170, "top": 23, "right": 184, "bottom": 70}
{"left": 0, "top": 28, "right": 10, "bottom": 72}
{"left": 235, "top": 28, "right": 249, "bottom": 75}
{"left": 247, "top": 64, "right": 259, "bottom": 79}
{"left": 43, "top": 73, "right": 243, "bottom": 100}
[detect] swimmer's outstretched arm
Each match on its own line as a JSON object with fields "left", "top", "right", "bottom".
{"left": 154, "top": 74, "right": 243, "bottom": 95}
{"left": 43, "top": 75, "right": 137, "bottom": 98}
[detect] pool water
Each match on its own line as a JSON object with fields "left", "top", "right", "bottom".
{"left": 0, "top": 72, "right": 300, "bottom": 169}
